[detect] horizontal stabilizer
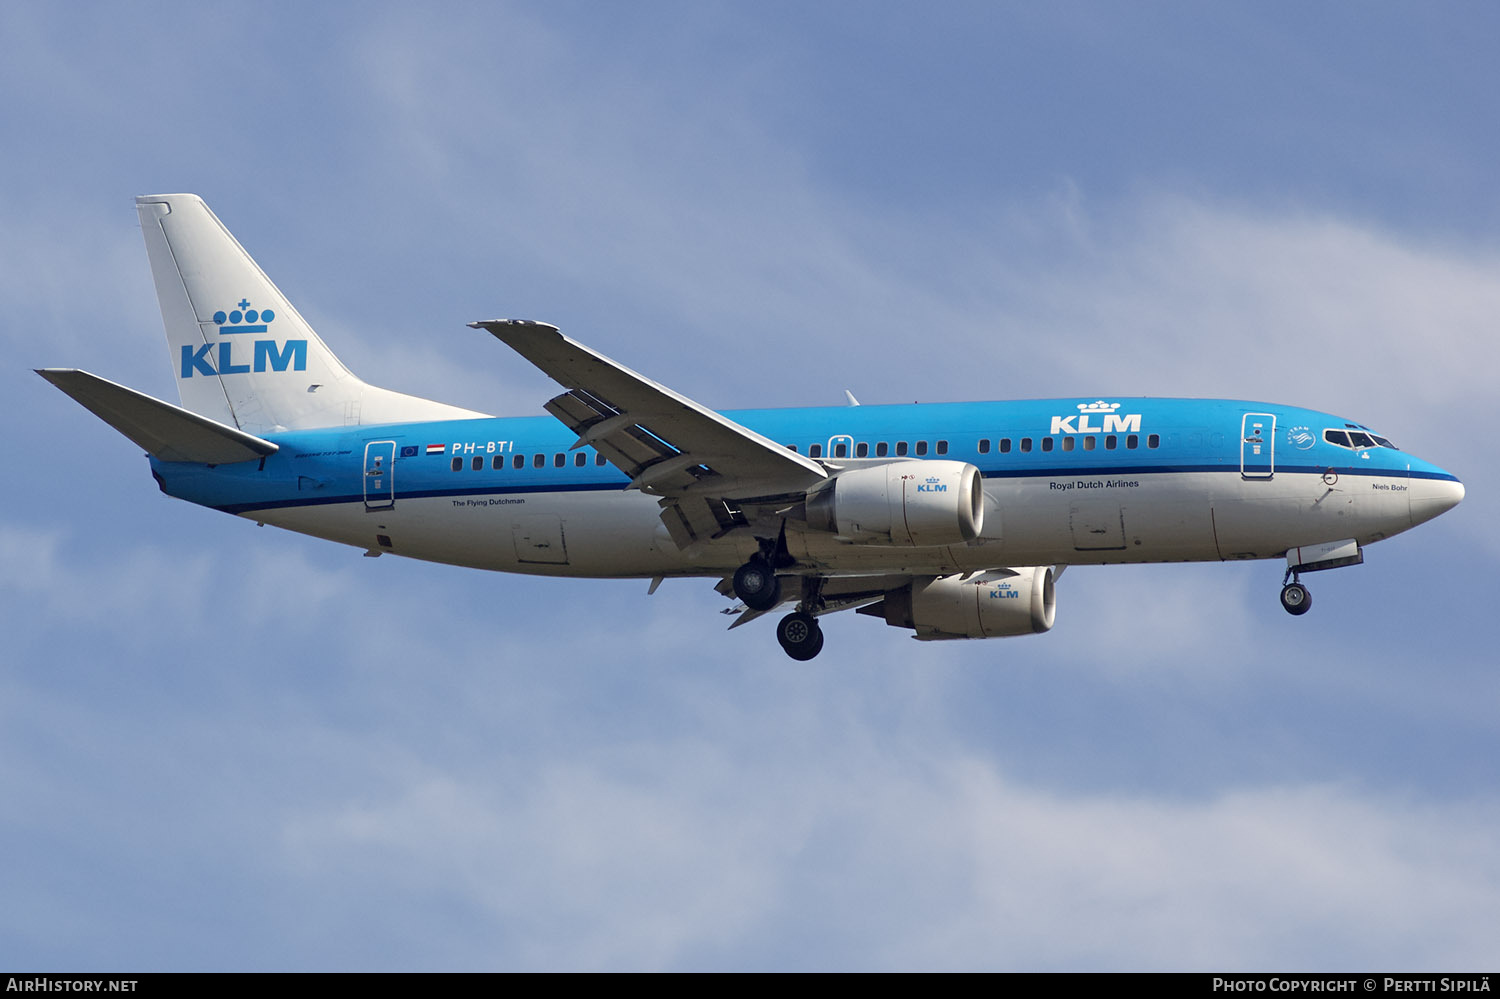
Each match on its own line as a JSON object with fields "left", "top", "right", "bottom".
{"left": 37, "top": 369, "right": 278, "bottom": 464}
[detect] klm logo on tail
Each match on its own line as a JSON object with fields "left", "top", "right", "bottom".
{"left": 181, "top": 299, "right": 307, "bottom": 378}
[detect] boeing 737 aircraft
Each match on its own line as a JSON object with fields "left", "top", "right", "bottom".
{"left": 39, "top": 194, "right": 1464, "bottom": 659}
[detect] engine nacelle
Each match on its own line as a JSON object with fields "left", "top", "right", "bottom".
{"left": 866, "top": 568, "right": 1056, "bottom": 640}
{"left": 805, "top": 460, "right": 985, "bottom": 547}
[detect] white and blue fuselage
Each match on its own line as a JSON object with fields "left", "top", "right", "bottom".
{"left": 152, "top": 397, "right": 1460, "bottom": 577}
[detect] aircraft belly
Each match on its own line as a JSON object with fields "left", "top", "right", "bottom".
{"left": 251, "top": 491, "right": 687, "bottom": 576}
{"left": 240, "top": 470, "right": 1419, "bottom": 580}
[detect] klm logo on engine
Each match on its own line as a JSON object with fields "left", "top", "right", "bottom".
{"left": 1050, "top": 400, "right": 1141, "bottom": 435}
{"left": 181, "top": 298, "right": 307, "bottom": 378}
{"left": 916, "top": 476, "right": 947, "bottom": 493}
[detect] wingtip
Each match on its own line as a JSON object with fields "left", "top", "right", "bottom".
{"left": 470, "top": 319, "right": 563, "bottom": 339}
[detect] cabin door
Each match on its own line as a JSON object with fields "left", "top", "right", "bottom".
{"left": 363, "top": 441, "right": 396, "bottom": 510}
{"left": 1240, "top": 414, "right": 1276, "bottom": 480}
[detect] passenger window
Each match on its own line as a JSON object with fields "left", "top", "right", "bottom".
{"left": 1105, "top": 435, "right": 1117, "bottom": 450}
{"left": 533, "top": 453, "right": 545, "bottom": 468}
{"left": 1061, "top": 437, "right": 1075, "bottom": 452}
{"left": 1041, "top": 438, "right": 1054, "bottom": 452}
{"left": 1019, "top": 438, "right": 1032, "bottom": 453}
{"left": 1083, "top": 436, "right": 1096, "bottom": 451}
{"left": 596, "top": 454, "right": 607, "bottom": 466}
{"left": 876, "top": 442, "right": 889, "bottom": 457}
{"left": 855, "top": 442, "right": 869, "bottom": 457}
{"left": 1127, "top": 435, "right": 1138, "bottom": 449}
{"left": 493, "top": 455, "right": 504, "bottom": 470}
{"left": 787, "top": 444, "right": 798, "bottom": 453}
{"left": 471, "top": 456, "right": 483, "bottom": 471}
{"left": 575, "top": 452, "right": 587, "bottom": 467}
{"left": 451, "top": 457, "right": 462, "bottom": 472}
{"left": 936, "top": 440, "right": 948, "bottom": 455}
{"left": 999, "top": 438, "right": 1011, "bottom": 454}
{"left": 896, "top": 441, "right": 909, "bottom": 456}
{"left": 978, "top": 439, "right": 990, "bottom": 454}
{"left": 834, "top": 442, "right": 848, "bottom": 458}
{"left": 809, "top": 443, "right": 823, "bottom": 458}
{"left": 915, "top": 441, "right": 928, "bottom": 456}
{"left": 1148, "top": 434, "right": 1160, "bottom": 449}
{"left": 513, "top": 454, "right": 524, "bottom": 469}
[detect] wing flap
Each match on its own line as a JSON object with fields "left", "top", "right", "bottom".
{"left": 38, "top": 369, "right": 278, "bottom": 464}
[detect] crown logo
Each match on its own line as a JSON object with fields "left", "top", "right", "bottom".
{"left": 212, "top": 298, "right": 275, "bottom": 335}
{"left": 1077, "top": 400, "right": 1120, "bottom": 413}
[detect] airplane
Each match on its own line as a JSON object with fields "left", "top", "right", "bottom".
{"left": 38, "top": 194, "right": 1465, "bottom": 660}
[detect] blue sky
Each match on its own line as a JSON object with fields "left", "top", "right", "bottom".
{"left": 2, "top": 1, "right": 1496, "bottom": 971}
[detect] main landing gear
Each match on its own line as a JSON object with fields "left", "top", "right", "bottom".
{"left": 732, "top": 557, "right": 781, "bottom": 611}
{"left": 730, "top": 539, "right": 827, "bottom": 660}
{"left": 776, "top": 611, "right": 824, "bottom": 661}
{"left": 1279, "top": 570, "right": 1312, "bottom": 616}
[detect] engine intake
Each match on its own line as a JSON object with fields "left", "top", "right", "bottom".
{"left": 806, "top": 460, "right": 985, "bottom": 547}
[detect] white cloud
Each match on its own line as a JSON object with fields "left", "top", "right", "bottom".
{"left": 268, "top": 728, "right": 1500, "bottom": 969}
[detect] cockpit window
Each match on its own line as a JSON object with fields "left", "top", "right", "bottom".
{"left": 1325, "top": 429, "right": 1398, "bottom": 450}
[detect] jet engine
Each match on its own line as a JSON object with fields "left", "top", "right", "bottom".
{"left": 805, "top": 460, "right": 985, "bottom": 547}
{"left": 860, "top": 567, "right": 1056, "bottom": 640}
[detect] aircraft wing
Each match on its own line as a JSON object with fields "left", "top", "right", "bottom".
{"left": 472, "top": 320, "right": 829, "bottom": 546}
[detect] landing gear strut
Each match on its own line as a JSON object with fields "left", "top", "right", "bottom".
{"left": 775, "top": 575, "right": 827, "bottom": 661}
{"left": 1280, "top": 569, "right": 1312, "bottom": 616}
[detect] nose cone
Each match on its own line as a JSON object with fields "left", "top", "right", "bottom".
{"left": 1409, "top": 473, "right": 1464, "bottom": 527}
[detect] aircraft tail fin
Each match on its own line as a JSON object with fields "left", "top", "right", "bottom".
{"left": 37, "top": 368, "right": 277, "bottom": 464}
{"left": 135, "top": 194, "right": 484, "bottom": 434}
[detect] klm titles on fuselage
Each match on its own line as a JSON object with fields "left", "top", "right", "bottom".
{"left": 1049, "top": 400, "right": 1141, "bottom": 436}
{"left": 180, "top": 299, "right": 307, "bottom": 378}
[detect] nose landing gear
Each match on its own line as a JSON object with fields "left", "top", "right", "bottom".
{"left": 1280, "top": 581, "right": 1312, "bottom": 615}
{"left": 1280, "top": 566, "right": 1312, "bottom": 616}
